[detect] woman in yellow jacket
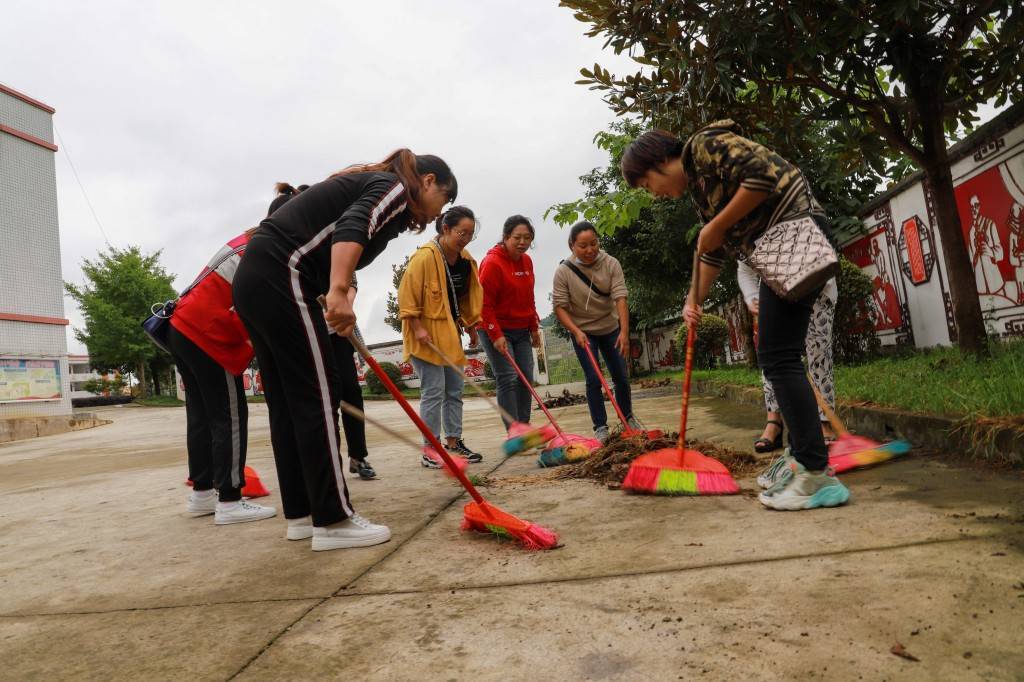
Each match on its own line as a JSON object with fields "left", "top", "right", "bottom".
{"left": 398, "top": 206, "right": 486, "bottom": 467}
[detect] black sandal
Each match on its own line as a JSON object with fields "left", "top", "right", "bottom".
{"left": 754, "top": 419, "right": 785, "bottom": 453}
{"left": 822, "top": 421, "right": 838, "bottom": 445}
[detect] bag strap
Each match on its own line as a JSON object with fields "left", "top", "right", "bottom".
{"left": 179, "top": 243, "right": 246, "bottom": 298}
{"left": 561, "top": 260, "right": 610, "bottom": 298}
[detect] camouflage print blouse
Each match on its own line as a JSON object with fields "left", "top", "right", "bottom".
{"left": 681, "top": 119, "right": 826, "bottom": 269}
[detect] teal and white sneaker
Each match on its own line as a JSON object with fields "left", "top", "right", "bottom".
{"left": 759, "top": 461, "right": 850, "bottom": 511}
{"left": 756, "top": 449, "right": 794, "bottom": 489}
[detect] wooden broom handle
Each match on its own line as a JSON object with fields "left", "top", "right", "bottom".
{"left": 807, "top": 373, "right": 849, "bottom": 438}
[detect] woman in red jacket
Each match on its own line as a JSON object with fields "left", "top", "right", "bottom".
{"left": 168, "top": 229, "right": 277, "bottom": 525}
{"left": 477, "top": 215, "right": 541, "bottom": 430}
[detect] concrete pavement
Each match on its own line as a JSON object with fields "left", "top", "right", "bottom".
{"left": 1, "top": 392, "right": 1022, "bottom": 680}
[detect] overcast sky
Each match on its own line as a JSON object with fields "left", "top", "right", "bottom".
{"left": 3, "top": 1, "right": 637, "bottom": 353}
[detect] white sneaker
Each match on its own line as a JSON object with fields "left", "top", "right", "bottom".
{"left": 758, "top": 462, "right": 851, "bottom": 511}
{"left": 756, "top": 450, "right": 794, "bottom": 489}
{"left": 187, "top": 489, "right": 217, "bottom": 515}
{"left": 627, "top": 415, "right": 644, "bottom": 431}
{"left": 286, "top": 516, "right": 314, "bottom": 540}
{"left": 594, "top": 425, "right": 610, "bottom": 443}
{"left": 214, "top": 500, "right": 277, "bottom": 525}
{"left": 311, "top": 513, "right": 391, "bottom": 551}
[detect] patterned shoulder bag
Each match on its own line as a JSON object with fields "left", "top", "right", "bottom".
{"left": 743, "top": 172, "right": 839, "bottom": 302}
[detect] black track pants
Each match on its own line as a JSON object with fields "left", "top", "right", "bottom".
{"left": 168, "top": 326, "right": 247, "bottom": 502}
{"left": 233, "top": 234, "right": 353, "bottom": 525}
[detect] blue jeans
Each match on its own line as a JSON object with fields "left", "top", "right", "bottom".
{"left": 478, "top": 328, "right": 533, "bottom": 428}
{"left": 571, "top": 329, "right": 632, "bottom": 430}
{"left": 411, "top": 356, "right": 464, "bottom": 443}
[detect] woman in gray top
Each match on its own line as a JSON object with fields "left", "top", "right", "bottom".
{"left": 552, "top": 221, "right": 644, "bottom": 442}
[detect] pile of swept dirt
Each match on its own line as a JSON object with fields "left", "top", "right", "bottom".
{"left": 552, "top": 430, "right": 759, "bottom": 486}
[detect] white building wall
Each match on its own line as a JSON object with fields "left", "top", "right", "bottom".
{"left": 840, "top": 106, "right": 1024, "bottom": 349}
{"left": 0, "top": 86, "right": 70, "bottom": 417}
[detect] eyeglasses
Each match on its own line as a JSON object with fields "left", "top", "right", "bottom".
{"left": 453, "top": 229, "right": 476, "bottom": 241}
{"left": 509, "top": 234, "right": 534, "bottom": 243}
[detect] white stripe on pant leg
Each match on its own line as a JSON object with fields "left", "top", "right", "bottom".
{"left": 225, "top": 369, "right": 242, "bottom": 488}
{"left": 287, "top": 226, "right": 353, "bottom": 516}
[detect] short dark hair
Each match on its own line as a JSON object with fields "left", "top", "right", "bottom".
{"left": 502, "top": 214, "right": 534, "bottom": 241}
{"left": 568, "top": 220, "right": 598, "bottom": 247}
{"left": 621, "top": 129, "right": 684, "bottom": 188}
{"left": 435, "top": 205, "right": 477, "bottom": 235}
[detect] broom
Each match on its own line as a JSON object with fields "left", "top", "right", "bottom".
{"left": 579, "top": 342, "right": 663, "bottom": 439}
{"left": 500, "top": 347, "right": 601, "bottom": 467}
{"left": 423, "top": 340, "right": 558, "bottom": 456}
{"left": 809, "top": 379, "right": 911, "bottom": 473}
{"left": 345, "top": 332, "right": 559, "bottom": 550}
{"left": 622, "top": 253, "right": 740, "bottom": 495}
{"left": 314, "top": 296, "right": 466, "bottom": 474}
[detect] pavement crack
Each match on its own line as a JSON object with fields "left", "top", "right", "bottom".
{"left": 227, "top": 455, "right": 518, "bottom": 679}
{"left": 332, "top": 533, "right": 994, "bottom": 600}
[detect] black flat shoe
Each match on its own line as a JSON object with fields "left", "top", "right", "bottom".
{"left": 349, "top": 458, "right": 377, "bottom": 480}
{"left": 754, "top": 419, "right": 785, "bottom": 453}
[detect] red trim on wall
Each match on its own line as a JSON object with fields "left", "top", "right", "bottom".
{"left": 0, "top": 312, "right": 70, "bottom": 326}
{"left": 0, "top": 83, "right": 56, "bottom": 114}
{"left": 0, "top": 124, "right": 58, "bottom": 152}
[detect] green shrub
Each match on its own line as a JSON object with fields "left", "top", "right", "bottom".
{"left": 834, "top": 256, "right": 881, "bottom": 364}
{"left": 675, "top": 313, "right": 730, "bottom": 369}
{"left": 365, "top": 361, "right": 404, "bottom": 395}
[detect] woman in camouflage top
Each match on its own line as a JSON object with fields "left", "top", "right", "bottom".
{"left": 622, "top": 122, "right": 849, "bottom": 512}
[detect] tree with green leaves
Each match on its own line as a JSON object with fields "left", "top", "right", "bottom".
{"left": 561, "top": 0, "right": 1024, "bottom": 354}
{"left": 548, "top": 117, "right": 885, "bottom": 326}
{"left": 65, "top": 246, "right": 177, "bottom": 399}
{"left": 384, "top": 256, "right": 411, "bottom": 334}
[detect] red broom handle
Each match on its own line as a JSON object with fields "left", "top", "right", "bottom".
{"left": 581, "top": 341, "right": 630, "bottom": 429}
{"left": 679, "top": 324, "right": 696, "bottom": 449}
{"left": 351, "top": 334, "right": 485, "bottom": 505}
{"left": 501, "top": 347, "right": 565, "bottom": 436}
{"left": 680, "top": 250, "right": 702, "bottom": 449}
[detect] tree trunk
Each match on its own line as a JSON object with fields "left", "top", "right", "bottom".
{"left": 151, "top": 362, "right": 162, "bottom": 396}
{"left": 920, "top": 118, "right": 989, "bottom": 356}
{"left": 137, "top": 360, "right": 148, "bottom": 399}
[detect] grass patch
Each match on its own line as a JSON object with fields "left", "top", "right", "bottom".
{"left": 639, "top": 339, "right": 1024, "bottom": 420}
{"left": 835, "top": 341, "right": 1024, "bottom": 419}
{"left": 246, "top": 395, "right": 266, "bottom": 403}
{"left": 136, "top": 395, "right": 184, "bottom": 407}
{"left": 363, "top": 388, "right": 420, "bottom": 400}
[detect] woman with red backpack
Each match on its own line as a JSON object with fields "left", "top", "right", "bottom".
{"left": 169, "top": 228, "right": 276, "bottom": 526}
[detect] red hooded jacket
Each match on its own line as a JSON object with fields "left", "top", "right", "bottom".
{"left": 478, "top": 244, "right": 539, "bottom": 341}
{"left": 169, "top": 232, "right": 254, "bottom": 375}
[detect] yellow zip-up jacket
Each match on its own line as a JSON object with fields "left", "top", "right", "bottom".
{"left": 399, "top": 241, "right": 483, "bottom": 366}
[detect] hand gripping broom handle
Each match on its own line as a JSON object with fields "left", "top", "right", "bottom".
{"left": 424, "top": 340, "right": 519, "bottom": 426}
{"left": 315, "top": 295, "right": 484, "bottom": 504}
{"left": 581, "top": 342, "right": 631, "bottom": 429}
{"left": 501, "top": 347, "right": 565, "bottom": 436}
{"left": 679, "top": 251, "right": 702, "bottom": 449}
{"left": 348, "top": 331, "right": 485, "bottom": 504}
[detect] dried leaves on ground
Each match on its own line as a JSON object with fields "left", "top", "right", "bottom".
{"left": 480, "top": 430, "right": 757, "bottom": 489}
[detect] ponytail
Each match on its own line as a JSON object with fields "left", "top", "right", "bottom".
{"left": 331, "top": 149, "right": 456, "bottom": 233}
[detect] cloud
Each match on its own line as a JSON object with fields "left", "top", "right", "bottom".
{"left": 4, "top": 0, "right": 636, "bottom": 351}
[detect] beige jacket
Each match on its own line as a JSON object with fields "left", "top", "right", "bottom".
{"left": 551, "top": 251, "right": 627, "bottom": 335}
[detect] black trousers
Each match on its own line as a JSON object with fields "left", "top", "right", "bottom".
{"left": 757, "top": 280, "right": 829, "bottom": 471}
{"left": 168, "top": 326, "right": 247, "bottom": 502}
{"left": 332, "top": 335, "right": 368, "bottom": 460}
{"left": 233, "top": 234, "right": 353, "bottom": 525}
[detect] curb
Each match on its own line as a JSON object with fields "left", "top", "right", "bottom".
{"left": 690, "top": 380, "right": 1024, "bottom": 467}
